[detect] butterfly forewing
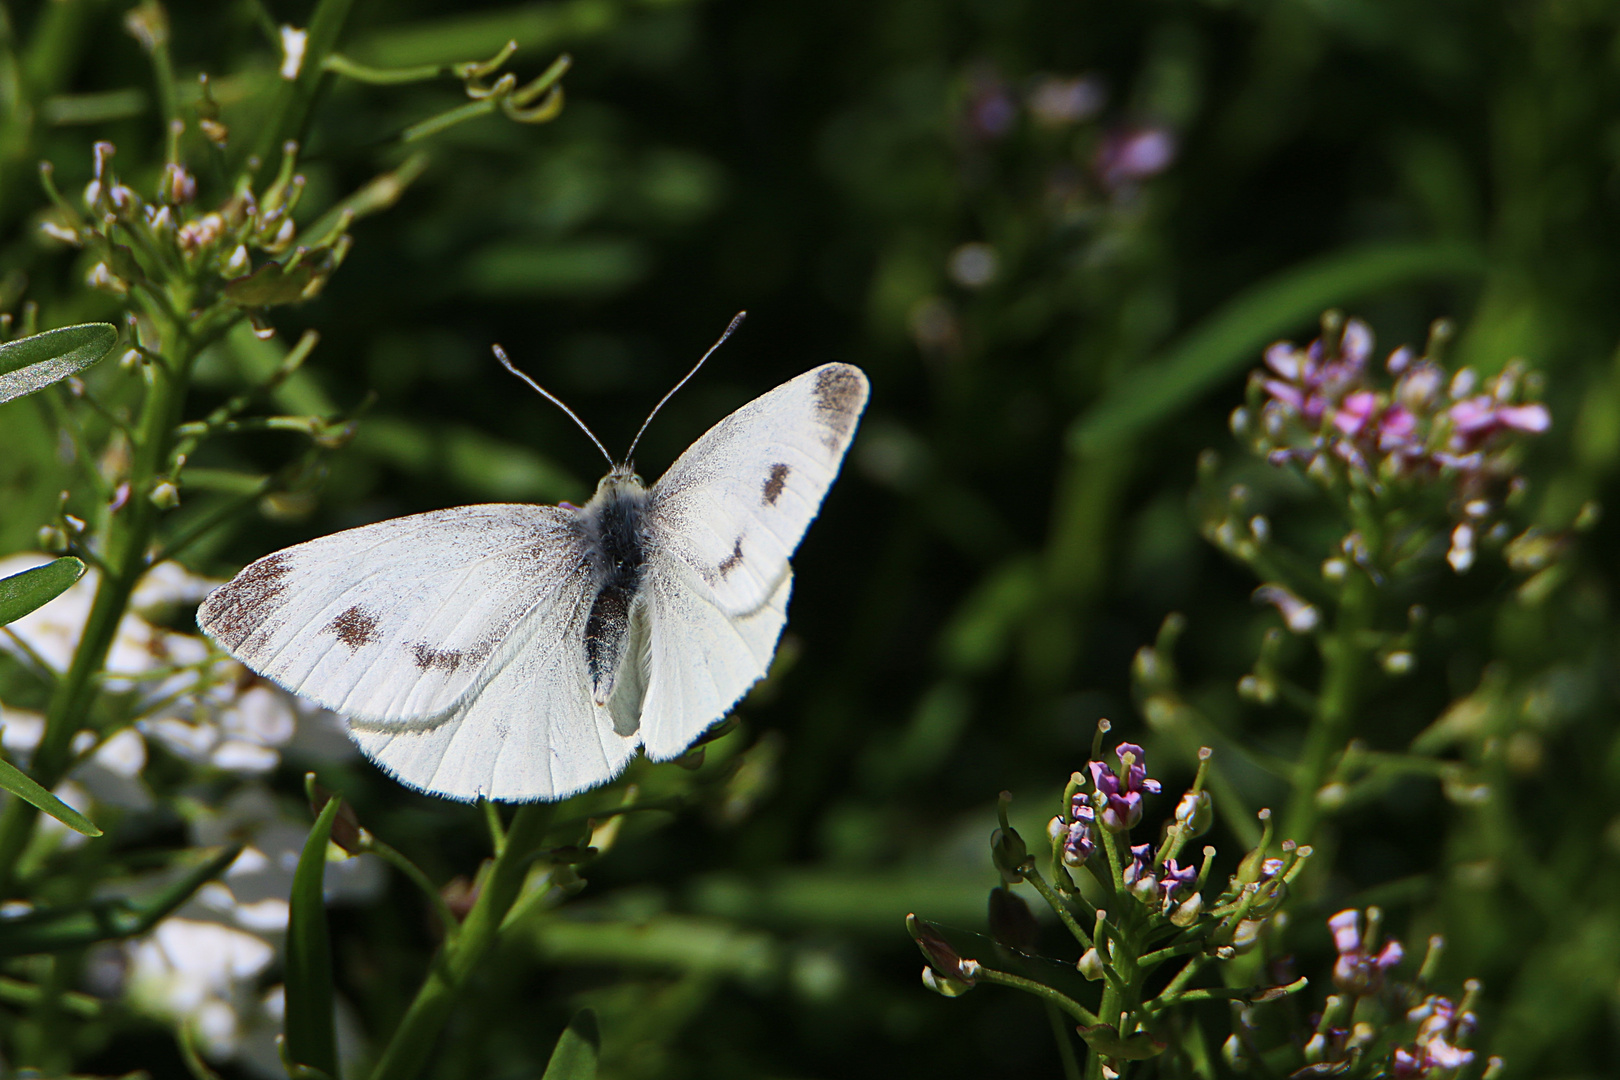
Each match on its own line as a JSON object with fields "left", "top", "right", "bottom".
{"left": 198, "top": 505, "right": 584, "bottom": 722}
{"left": 646, "top": 363, "right": 869, "bottom": 617}
{"left": 634, "top": 362, "right": 868, "bottom": 758}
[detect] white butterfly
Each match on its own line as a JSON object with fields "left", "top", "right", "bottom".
{"left": 198, "top": 321, "right": 868, "bottom": 802}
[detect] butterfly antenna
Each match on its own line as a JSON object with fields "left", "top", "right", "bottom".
{"left": 493, "top": 344, "right": 615, "bottom": 470}
{"left": 624, "top": 311, "right": 747, "bottom": 465}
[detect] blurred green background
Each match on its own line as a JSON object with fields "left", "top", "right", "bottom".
{"left": 4, "top": 0, "right": 1620, "bottom": 1075}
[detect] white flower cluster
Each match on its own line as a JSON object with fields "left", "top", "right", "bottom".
{"left": 0, "top": 554, "right": 377, "bottom": 1073}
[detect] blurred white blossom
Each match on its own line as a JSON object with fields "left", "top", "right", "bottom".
{"left": 0, "top": 554, "right": 367, "bottom": 1072}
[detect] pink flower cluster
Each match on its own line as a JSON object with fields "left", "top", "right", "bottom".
{"left": 1391, "top": 995, "right": 1477, "bottom": 1076}
{"left": 1250, "top": 318, "right": 1550, "bottom": 486}
{"left": 1123, "top": 843, "right": 1197, "bottom": 900}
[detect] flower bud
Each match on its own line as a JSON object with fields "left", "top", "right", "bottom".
{"left": 86, "top": 262, "right": 129, "bottom": 296}
{"left": 1175, "top": 789, "right": 1213, "bottom": 837}
{"left": 149, "top": 480, "right": 180, "bottom": 510}
{"left": 1229, "top": 918, "right": 1264, "bottom": 954}
{"left": 907, "top": 913, "right": 976, "bottom": 987}
{"left": 921, "top": 966, "right": 974, "bottom": 997}
{"left": 1221, "top": 1034, "right": 1249, "bottom": 1072}
{"left": 36, "top": 525, "right": 69, "bottom": 553}
{"left": 1077, "top": 947, "right": 1104, "bottom": 981}
{"left": 1448, "top": 522, "right": 1476, "bottom": 574}
{"left": 162, "top": 163, "right": 196, "bottom": 205}
{"left": 990, "top": 826, "right": 1028, "bottom": 883}
{"left": 1170, "top": 892, "right": 1203, "bottom": 927}
{"left": 1381, "top": 650, "right": 1414, "bottom": 674}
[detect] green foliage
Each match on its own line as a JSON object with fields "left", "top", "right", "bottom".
{"left": 284, "top": 794, "right": 343, "bottom": 1079}
{"left": 0, "top": 756, "right": 100, "bottom": 839}
{"left": 0, "top": 845, "right": 239, "bottom": 956}
{"left": 542, "top": 1009, "right": 601, "bottom": 1080}
{"left": 0, "top": 557, "right": 84, "bottom": 626}
{"left": 0, "top": 324, "right": 116, "bottom": 405}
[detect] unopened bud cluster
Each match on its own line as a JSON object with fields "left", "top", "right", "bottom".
{"left": 41, "top": 138, "right": 352, "bottom": 328}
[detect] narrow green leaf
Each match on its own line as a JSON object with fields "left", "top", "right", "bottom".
{"left": 0, "top": 845, "right": 241, "bottom": 956}
{"left": 0, "top": 557, "right": 85, "bottom": 626}
{"left": 1068, "top": 242, "right": 1485, "bottom": 452}
{"left": 0, "top": 756, "right": 100, "bottom": 837}
{"left": 540, "top": 1009, "right": 600, "bottom": 1080}
{"left": 285, "top": 795, "right": 343, "bottom": 1079}
{"left": 0, "top": 324, "right": 118, "bottom": 405}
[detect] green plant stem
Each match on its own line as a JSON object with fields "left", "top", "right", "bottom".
{"left": 0, "top": 310, "right": 197, "bottom": 891}
{"left": 1155, "top": 955, "right": 1208, "bottom": 1002}
{"left": 1045, "top": 999, "right": 1084, "bottom": 1080}
{"left": 323, "top": 52, "right": 454, "bottom": 85}
{"left": 367, "top": 838, "right": 458, "bottom": 937}
{"left": 1281, "top": 570, "right": 1374, "bottom": 850}
{"left": 974, "top": 965, "right": 1101, "bottom": 1027}
{"left": 253, "top": 0, "right": 359, "bottom": 160}
{"left": 367, "top": 803, "right": 556, "bottom": 1080}
{"left": 400, "top": 96, "right": 498, "bottom": 143}
{"left": 0, "top": 975, "right": 100, "bottom": 1017}
{"left": 1022, "top": 864, "right": 1093, "bottom": 948}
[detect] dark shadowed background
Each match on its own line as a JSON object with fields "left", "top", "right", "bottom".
{"left": 2, "top": 0, "right": 1619, "bottom": 1075}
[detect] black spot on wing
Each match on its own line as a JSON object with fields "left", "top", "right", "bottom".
{"left": 717, "top": 538, "right": 745, "bottom": 578}
{"left": 762, "top": 463, "right": 790, "bottom": 506}
{"left": 201, "top": 551, "right": 293, "bottom": 650}
{"left": 410, "top": 642, "right": 463, "bottom": 672}
{"left": 812, "top": 365, "right": 866, "bottom": 445}
{"left": 325, "top": 604, "right": 382, "bottom": 649}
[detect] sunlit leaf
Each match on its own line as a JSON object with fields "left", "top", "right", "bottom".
{"left": 285, "top": 794, "right": 343, "bottom": 1079}
{"left": 0, "top": 556, "right": 84, "bottom": 626}
{"left": 540, "top": 1009, "right": 600, "bottom": 1080}
{"left": 0, "top": 757, "right": 100, "bottom": 837}
{"left": 0, "top": 324, "right": 117, "bottom": 405}
{"left": 1068, "top": 242, "right": 1485, "bottom": 452}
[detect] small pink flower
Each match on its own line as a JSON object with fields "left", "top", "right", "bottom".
{"left": 1088, "top": 743, "right": 1161, "bottom": 832}
{"left": 1157, "top": 858, "right": 1198, "bottom": 900}
{"left": 1377, "top": 405, "right": 1417, "bottom": 451}
{"left": 1333, "top": 390, "right": 1379, "bottom": 437}
{"left": 1095, "top": 127, "right": 1176, "bottom": 190}
{"left": 1329, "top": 909, "right": 1403, "bottom": 995}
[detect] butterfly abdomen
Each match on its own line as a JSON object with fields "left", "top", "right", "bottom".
{"left": 578, "top": 475, "right": 650, "bottom": 705}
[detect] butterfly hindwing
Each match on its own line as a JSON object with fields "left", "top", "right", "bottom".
{"left": 346, "top": 578, "right": 640, "bottom": 801}
{"left": 637, "top": 559, "right": 791, "bottom": 760}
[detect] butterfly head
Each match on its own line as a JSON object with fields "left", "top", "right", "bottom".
{"left": 594, "top": 465, "right": 646, "bottom": 500}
